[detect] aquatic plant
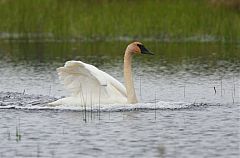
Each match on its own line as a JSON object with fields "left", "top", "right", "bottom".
{"left": 0, "top": 0, "right": 239, "bottom": 42}
{"left": 15, "top": 118, "right": 21, "bottom": 142}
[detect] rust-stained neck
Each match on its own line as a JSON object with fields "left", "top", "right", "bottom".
{"left": 124, "top": 48, "right": 138, "bottom": 104}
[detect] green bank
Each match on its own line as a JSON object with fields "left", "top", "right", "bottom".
{"left": 0, "top": 0, "right": 239, "bottom": 42}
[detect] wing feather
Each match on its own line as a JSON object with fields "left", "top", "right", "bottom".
{"left": 57, "top": 60, "right": 127, "bottom": 104}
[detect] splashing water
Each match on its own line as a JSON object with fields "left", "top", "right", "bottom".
{"left": 0, "top": 92, "right": 209, "bottom": 111}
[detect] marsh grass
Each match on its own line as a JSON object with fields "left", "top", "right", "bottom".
{"left": 15, "top": 118, "right": 21, "bottom": 142}
{"left": 7, "top": 128, "right": 11, "bottom": 141}
{"left": 154, "top": 91, "right": 157, "bottom": 120}
{"left": 0, "top": 0, "right": 239, "bottom": 42}
{"left": 211, "top": 0, "right": 240, "bottom": 11}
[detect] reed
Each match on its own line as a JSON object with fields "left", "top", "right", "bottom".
{"left": 98, "top": 86, "right": 101, "bottom": 120}
{"left": 139, "top": 75, "right": 142, "bottom": 101}
{"left": 220, "top": 77, "right": 223, "bottom": 97}
{"left": 83, "top": 103, "right": 87, "bottom": 123}
{"left": 183, "top": 85, "right": 186, "bottom": 98}
{"left": 37, "top": 144, "right": 40, "bottom": 158}
{"left": 15, "top": 118, "right": 21, "bottom": 142}
{"left": 48, "top": 85, "right": 51, "bottom": 96}
{"left": 90, "top": 92, "right": 93, "bottom": 121}
{"left": 232, "top": 75, "right": 236, "bottom": 96}
{"left": 0, "top": 0, "right": 239, "bottom": 42}
{"left": 232, "top": 92, "right": 235, "bottom": 104}
{"left": 214, "top": 87, "right": 217, "bottom": 94}
{"left": 7, "top": 128, "right": 11, "bottom": 140}
{"left": 154, "top": 91, "right": 157, "bottom": 120}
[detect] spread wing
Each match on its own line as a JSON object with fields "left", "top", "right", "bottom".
{"left": 57, "top": 60, "right": 127, "bottom": 104}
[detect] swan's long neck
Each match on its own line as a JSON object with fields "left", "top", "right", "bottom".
{"left": 124, "top": 49, "right": 138, "bottom": 104}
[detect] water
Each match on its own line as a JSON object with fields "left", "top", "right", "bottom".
{"left": 0, "top": 42, "right": 239, "bottom": 157}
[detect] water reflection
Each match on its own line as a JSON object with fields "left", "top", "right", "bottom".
{"left": 0, "top": 41, "right": 239, "bottom": 104}
{"left": 0, "top": 41, "right": 239, "bottom": 70}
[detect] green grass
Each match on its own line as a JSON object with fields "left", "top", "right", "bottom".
{"left": 0, "top": 0, "right": 239, "bottom": 42}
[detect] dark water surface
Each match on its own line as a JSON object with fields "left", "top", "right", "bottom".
{"left": 0, "top": 41, "right": 239, "bottom": 157}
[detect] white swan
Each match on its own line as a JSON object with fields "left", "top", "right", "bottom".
{"left": 49, "top": 42, "right": 153, "bottom": 106}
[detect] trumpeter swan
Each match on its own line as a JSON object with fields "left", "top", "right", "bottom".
{"left": 49, "top": 42, "right": 153, "bottom": 106}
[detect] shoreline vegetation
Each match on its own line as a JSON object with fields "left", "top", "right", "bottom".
{"left": 0, "top": 0, "right": 239, "bottom": 43}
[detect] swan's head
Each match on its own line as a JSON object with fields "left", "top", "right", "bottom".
{"left": 127, "top": 42, "right": 154, "bottom": 55}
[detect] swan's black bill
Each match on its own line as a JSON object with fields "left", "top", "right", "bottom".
{"left": 137, "top": 44, "right": 154, "bottom": 55}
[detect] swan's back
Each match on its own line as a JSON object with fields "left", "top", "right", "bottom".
{"left": 51, "top": 61, "right": 127, "bottom": 106}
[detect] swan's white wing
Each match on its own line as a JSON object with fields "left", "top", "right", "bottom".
{"left": 56, "top": 60, "right": 127, "bottom": 104}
